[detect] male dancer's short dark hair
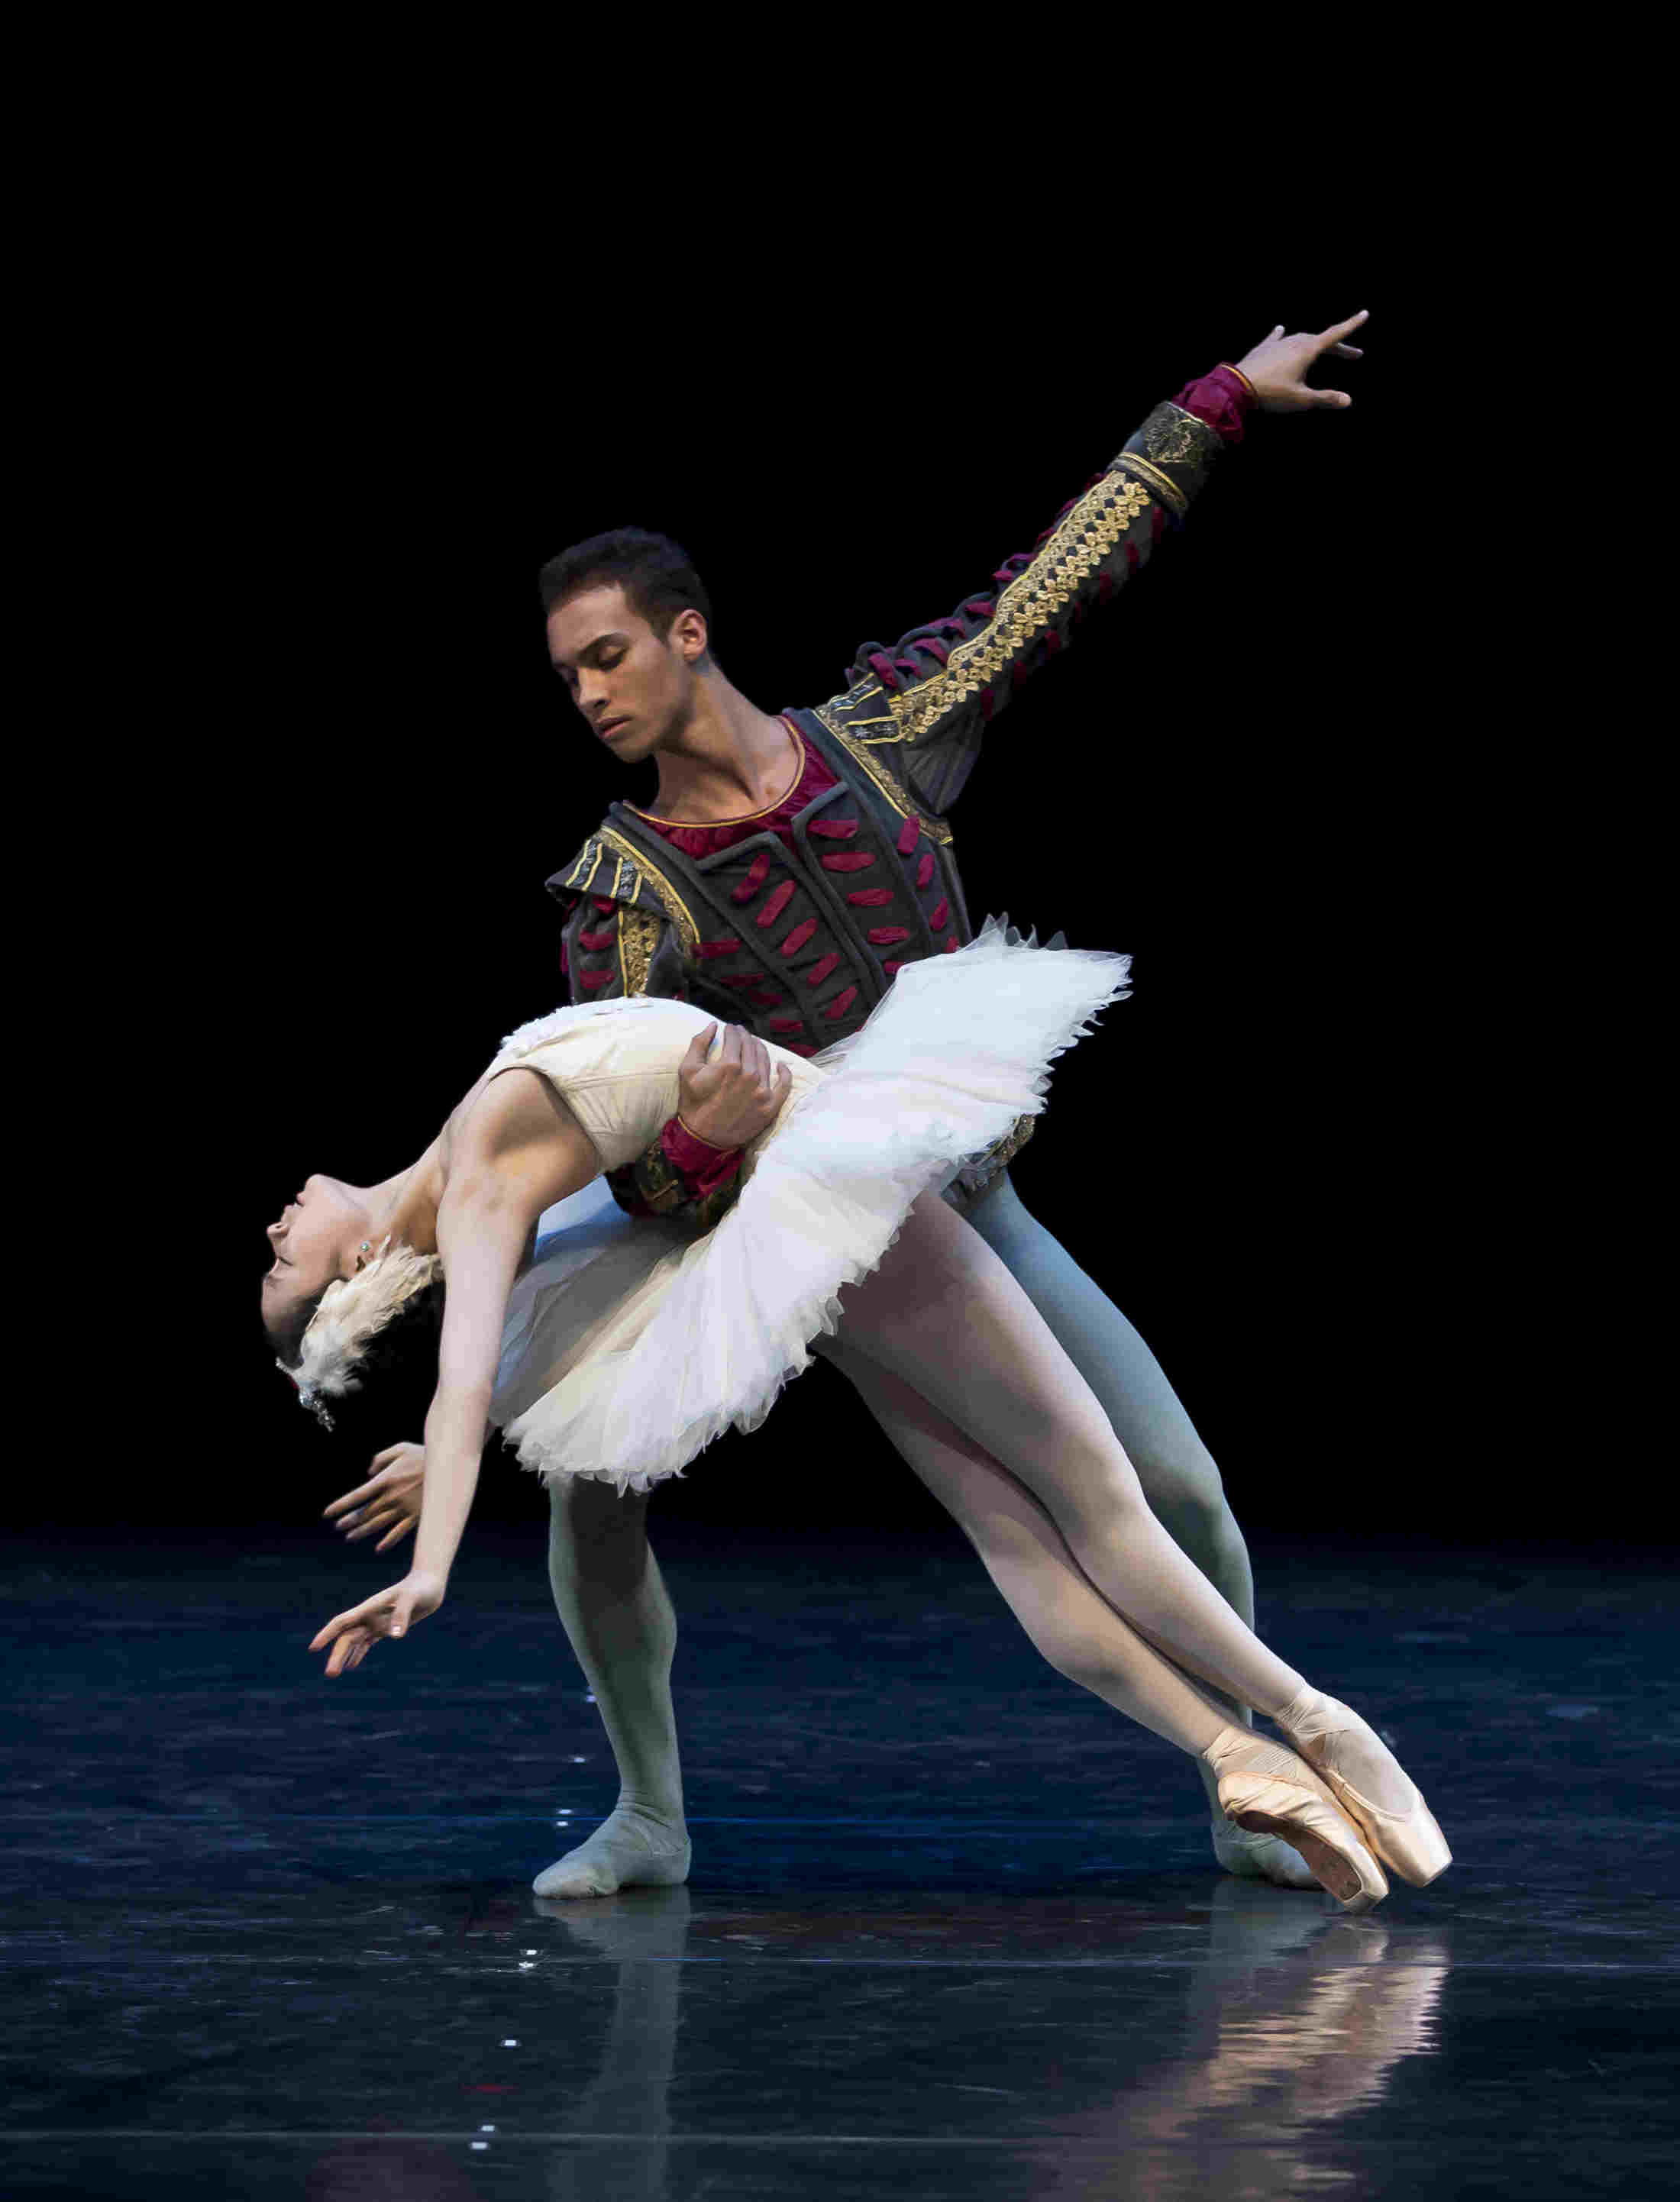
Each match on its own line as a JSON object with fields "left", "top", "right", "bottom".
{"left": 538, "top": 528, "right": 719, "bottom": 667}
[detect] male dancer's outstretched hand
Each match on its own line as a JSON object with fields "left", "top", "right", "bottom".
{"left": 677, "top": 1021, "right": 792, "bottom": 1151}
{"left": 1233, "top": 309, "right": 1369, "bottom": 411}
{"left": 323, "top": 1443, "right": 425, "bottom": 1555}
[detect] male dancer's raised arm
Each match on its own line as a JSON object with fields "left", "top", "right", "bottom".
{"left": 558, "top": 315, "right": 1367, "bottom": 1227}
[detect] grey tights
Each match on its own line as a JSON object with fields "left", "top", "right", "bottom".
{"left": 538, "top": 1175, "right": 1288, "bottom": 1887}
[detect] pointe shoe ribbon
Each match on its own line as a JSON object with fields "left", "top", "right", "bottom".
{"left": 1275, "top": 1687, "right": 1452, "bottom": 1889}
{"left": 1202, "top": 1728, "right": 1388, "bottom": 1914}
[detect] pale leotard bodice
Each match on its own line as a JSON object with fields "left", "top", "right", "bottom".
{"left": 486, "top": 996, "right": 825, "bottom": 1179}
{"left": 482, "top": 925, "right": 1133, "bottom": 1490}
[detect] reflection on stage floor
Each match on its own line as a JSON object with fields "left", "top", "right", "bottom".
{"left": 4, "top": 1531, "right": 1676, "bottom": 2197}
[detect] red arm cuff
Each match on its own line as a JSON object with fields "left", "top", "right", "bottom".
{"left": 659, "top": 1112, "right": 744, "bottom": 1198}
{"left": 1171, "top": 363, "right": 1257, "bottom": 447}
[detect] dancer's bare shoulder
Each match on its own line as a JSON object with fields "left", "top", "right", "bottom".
{"left": 440, "top": 1066, "right": 600, "bottom": 1218}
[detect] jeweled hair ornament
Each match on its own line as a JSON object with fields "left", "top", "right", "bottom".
{"left": 276, "top": 1235, "right": 442, "bottom": 1428}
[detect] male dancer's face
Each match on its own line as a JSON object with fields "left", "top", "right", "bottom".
{"left": 546, "top": 584, "right": 705, "bottom": 768}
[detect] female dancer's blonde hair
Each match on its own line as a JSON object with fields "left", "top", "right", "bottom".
{"left": 279, "top": 1237, "right": 443, "bottom": 1429}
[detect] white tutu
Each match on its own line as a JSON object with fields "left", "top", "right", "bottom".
{"left": 498, "top": 916, "right": 1131, "bottom": 1494}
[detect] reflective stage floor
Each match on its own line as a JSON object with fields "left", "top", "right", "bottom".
{"left": 4, "top": 1530, "right": 1676, "bottom": 2198}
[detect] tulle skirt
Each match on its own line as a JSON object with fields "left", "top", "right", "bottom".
{"left": 493, "top": 917, "right": 1131, "bottom": 1494}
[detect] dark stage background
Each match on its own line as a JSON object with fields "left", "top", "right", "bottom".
{"left": 99, "top": 236, "right": 1529, "bottom": 1551}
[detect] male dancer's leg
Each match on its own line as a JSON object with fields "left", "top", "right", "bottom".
{"left": 955, "top": 1171, "right": 1308, "bottom": 1879}
{"left": 531, "top": 1477, "right": 691, "bottom": 1898}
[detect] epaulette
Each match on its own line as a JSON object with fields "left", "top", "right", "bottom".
{"left": 545, "top": 826, "right": 700, "bottom": 956}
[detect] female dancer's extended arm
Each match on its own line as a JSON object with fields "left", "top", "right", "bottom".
{"left": 309, "top": 1070, "right": 603, "bottom": 1676}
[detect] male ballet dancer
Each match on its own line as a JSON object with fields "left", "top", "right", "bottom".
{"left": 330, "top": 312, "right": 1369, "bottom": 1894}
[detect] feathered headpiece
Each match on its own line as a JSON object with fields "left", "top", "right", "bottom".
{"left": 276, "top": 1236, "right": 443, "bottom": 1431}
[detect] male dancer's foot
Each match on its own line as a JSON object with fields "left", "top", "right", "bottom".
{"left": 531, "top": 1800, "right": 691, "bottom": 1900}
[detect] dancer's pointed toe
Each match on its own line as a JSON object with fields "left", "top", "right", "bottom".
{"left": 1202, "top": 1728, "right": 1389, "bottom": 1913}
{"left": 1276, "top": 1690, "right": 1452, "bottom": 1888}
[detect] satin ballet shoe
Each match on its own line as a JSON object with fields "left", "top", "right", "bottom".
{"left": 1275, "top": 1688, "right": 1452, "bottom": 1889}
{"left": 1210, "top": 1815, "right": 1323, "bottom": 1891}
{"left": 1201, "top": 1727, "right": 1389, "bottom": 1914}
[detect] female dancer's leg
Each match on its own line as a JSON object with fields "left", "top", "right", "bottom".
{"left": 834, "top": 1193, "right": 1308, "bottom": 1723}
{"left": 831, "top": 1195, "right": 1448, "bottom": 1892}
{"left": 815, "top": 1333, "right": 1240, "bottom": 1756}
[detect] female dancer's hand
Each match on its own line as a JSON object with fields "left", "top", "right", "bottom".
{"left": 677, "top": 1022, "right": 792, "bottom": 1149}
{"left": 322, "top": 1443, "right": 425, "bottom": 1553}
{"left": 1233, "top": 310, "right": 1369, "bottom": 411}
{"left": 308, "top": 1569, "right": 446, "bottom": 1676}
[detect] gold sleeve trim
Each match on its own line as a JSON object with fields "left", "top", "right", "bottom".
{"left": 617, "top": 906, "right": 662, "bottom": 998}
{"left": 880, "top": 471, "right": 1153, "bottom": 747}
{"left": 593, "top": 826, "right": 700, "bottom": 956}
{"left": 1137, "top": 400, "right": 1222, "bottom": 468}
{"left": 812, "top": 705, "right": 954, "bottom": 846}
{"left": 1111, "top": 450, "right": 1187, "bottom": 519}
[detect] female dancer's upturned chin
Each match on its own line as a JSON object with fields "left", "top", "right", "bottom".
{"left": 263, "top": 969, "right": 1451, "bottom": 1913}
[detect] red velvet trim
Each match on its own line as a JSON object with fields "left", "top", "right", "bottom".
{"left": 882, "top": 959, "right": 905, "bottom": 974}
{"left": 769, "top": 1015, "right": 804, "bottom": 1033}
{"left": 580, "top": 926, "right": 616, "bottom": 952}
{"left": 731, "top": 851, "right": 772, "bottom": 903}
{"left": 696, "top": 938, "right": 741, "bottom": 961}
{"left": 805, "top": 951, "right": 841, "bottom": 986}
{"left": 592, "top": 896, "right": 616, "bottom": 913}
{"left": 929, "top": 896, "right": 949, "bottom": 930}
{"left": 749, "top": 986, "right": 782, "bottom": 1009}
{"left": 867, "top": 925, "right": 912, "bottom": 947}
{"left": 787, "top": 1042, "right": 818, "bottom": 1057}
{"left": 944, "top": 935, "right": 960, "bottom": 953}
{"left": 897, "top": 817, "right": 921, "bottom": 854}
{"left": 847, "top": 888, "right": 894, "bottom": 907}
{"left": 1171, "top": 363, "right": 1256, "bottom": 446}
{"left": 915, "top": 852, "right": 935, "bottom": 888}
{"left": 780, "top": 918, "right": 818, "bottom": 957}
{"left": 559, "top": 941, "right": 569, "bottom": 977}
{"left": 658, "top": 1112, "right": 744, "bottom": 1199}
{"left": 822, "top": 986, "right": 859, "bottom": 1020}
{"left": 809, "top": 816, "right": 858, "bottom": 838}
{"left": 822, "top": 851, "right": 875, "bottom": 872}
{"left": 758, "top": 879, "right": 796, "bottom": 928}
{"left": 580, "top": 967, "right": 614, "bottom": 990}
{"left": 632, "top": 731, "right": 840, "bottom": 862}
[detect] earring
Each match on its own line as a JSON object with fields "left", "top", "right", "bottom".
{"left": 360, "top": 1241, "right": 371, "bottom": 1252}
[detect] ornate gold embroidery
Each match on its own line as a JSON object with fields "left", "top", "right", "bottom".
{"left": 825, "top": 698, "right": 903, "bottom": 741}
{"left": 812, "top": 705, "right": 955, "bottom": 846}
{"left": 593, "top": 827, "right": 700, "bottom": 955}
{"left": 880, "top": 472, "right": 1153, "bottom": 747}
{"left": 617, "top": 906, "right": 661, "bottom": 998}
{"left": 968, "top": 1111, "right": 1037, "bottom": 1187}
{"left": 1137, "top": 401, "right": 1220, "bottom": 468}
{"left": 1112, "top": 451, "right": 1186, "bottom": 519}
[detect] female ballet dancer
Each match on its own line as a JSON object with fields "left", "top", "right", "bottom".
{"left": 265, "top": 922, "right": 1449, "bottom": 1912}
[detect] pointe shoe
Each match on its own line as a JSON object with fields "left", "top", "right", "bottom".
{"left": 1202, "top": 1728, "right": 1389, "bottom": 1914}
{"left": 1211, "top": 1815, "right": 1323, "bottom": 1891}
{"left": 1275, "top": 1688, "right": 1452, "bottom": 1889}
